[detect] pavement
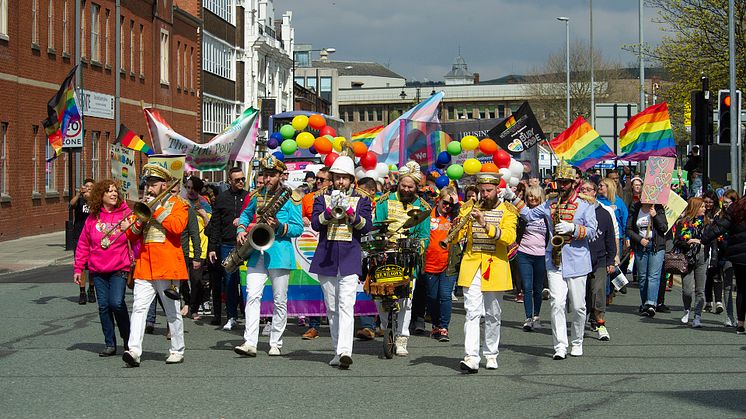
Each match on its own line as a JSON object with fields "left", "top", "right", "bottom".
{"left": 0, "top": 231, "right": 72, "bottom": 274}
{"left": 0, "top": 264, "right": 745, "bottom": 418}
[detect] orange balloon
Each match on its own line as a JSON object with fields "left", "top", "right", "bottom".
{"left": 479, "top": 138, "right": 498, "bottom": 155}
{"left": 480, "top": 162, "right": 498, "bottom": 172}
{"left": 309, "top": 114, "right": 327, "bottom": 130}
{"left": 352, "top": 141, "right": 368, "bottom": 157}
{"left": 314, "top": 136, "right": 333, "bottom": 154}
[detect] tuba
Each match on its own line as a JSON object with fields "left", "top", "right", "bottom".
{"left": 222, "top": 186, "right": 293, "bottom": 273}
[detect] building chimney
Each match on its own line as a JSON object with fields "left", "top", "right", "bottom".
{"left": 473, "top": 72, "right": 479, "bottom": 85}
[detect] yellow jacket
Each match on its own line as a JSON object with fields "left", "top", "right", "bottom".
{"left": 455, "top": 201, "right": 517, "bottom": 292}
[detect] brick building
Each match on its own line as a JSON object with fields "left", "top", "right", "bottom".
{"left": 0, "top": 0, "right": 201, "bottom": 241}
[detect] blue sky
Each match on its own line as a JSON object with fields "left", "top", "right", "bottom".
{"left": 274, "top": 0, "right": 666, "bottom": 81}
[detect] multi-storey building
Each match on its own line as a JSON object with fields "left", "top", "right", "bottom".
{"left": 0, "top": 0, "right": 200, "bottom": 241}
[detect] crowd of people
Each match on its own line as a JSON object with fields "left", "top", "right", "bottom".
{"left": 70, "top": 152, "right": 746, "bottom": 372}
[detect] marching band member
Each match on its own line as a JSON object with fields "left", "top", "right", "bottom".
{"left": 503, "top": 159, "right": 597, "bottom": 360}
{"left": 456, "top": 173, "right": 518, "bottom": 373}
{"left": 309, "top": 155, "right": 373, "bottom": 369}
{"left": 234, "top": 156, "right": 303, "bottom": 358}
{"left": 373, "top": 160, "right": 431, "bottom": 356}
{"left": 123, "top": 164, "right": 189, "bottom": 367}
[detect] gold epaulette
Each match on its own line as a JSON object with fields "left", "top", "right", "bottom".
{"left": 502, "top": 200, "right": 519, "bottom": 215}
{"left": 377, "top": 193, "right": 390, "bottom": 204}
{"left": 313, "top": 186, "right": 329, "bottom": 198}
{"left": 290, "top": 189, "right": 303, "bottom": 204}
{"left": 546, "top": 192, "right": 559, "bottom": 200}
{"left": 174, "top": 195, "right": 189, "bottom": 205}
{"left": 578, "top": 193, "right": 596, "bottom": 205}
{"left": 356, "top": 188, "right": 374, "bottom": 200}
{"left": 248, "top": 189, "right": 260, "bottom": 201}
{"left": 419, "top": 199, "right": 432, "bottom": 212}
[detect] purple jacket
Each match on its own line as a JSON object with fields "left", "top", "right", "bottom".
{"left": 309, "top": 189, "right": 373, "bottom": 277}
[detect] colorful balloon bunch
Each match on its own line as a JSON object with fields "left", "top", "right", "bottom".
{"left": 436, "top": 135, "right": 525, "bottom": 187}
{"left": 267, "top": 114, "right": 388, "bottom": 181}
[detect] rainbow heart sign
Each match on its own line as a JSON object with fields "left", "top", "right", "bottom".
{"left": 293, "top": 229, "right": 319, "bottom": 273}
{"left": 507, "top": 138, "right": 524, "bottom": 153}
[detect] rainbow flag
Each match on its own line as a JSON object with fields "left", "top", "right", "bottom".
{"left": 549, "top": 116, "right": 616, "bottom": 171}
{"left": 116, "top": 123, "right": 153, "bottom": 155}
{"left": 42, "top": 65, "right": 81, "bottom": 162}
{"left": 351, "top": 125, "right": 384, "bottom": 146}
{"left": 618, "top": 102, "right": 676, "bottom": 161}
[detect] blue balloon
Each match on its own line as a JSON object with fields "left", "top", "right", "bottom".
{"left": 270, "top": 131, "right": 284, "bottom": 142}
{"left": 272, "top": 151, "right": 285, "bottom": 161}
{"left": 267, "top": 137, "right": 279, "bottom": 150}
{"left": 435, "top": 176, "right": 450, "bottom": 189}
{"left": 436, "top": 151, "right": 451, "bottom": 166}
{"left": 309, "top": 145, "right": 317, "bottom": 155}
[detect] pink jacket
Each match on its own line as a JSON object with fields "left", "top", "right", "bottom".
{"left": 74, "top": 201, "right": 135, "bottom": 274}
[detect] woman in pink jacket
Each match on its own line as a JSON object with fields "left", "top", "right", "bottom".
{"left": 74, "top": 179, "right": 134, "bottom": 357}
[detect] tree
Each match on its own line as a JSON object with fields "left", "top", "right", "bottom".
{"left": 526, "top": 39, "right": 626, "bottom": 137}
{"left": 646, "top": 0, "right": 745, "bottom": 143}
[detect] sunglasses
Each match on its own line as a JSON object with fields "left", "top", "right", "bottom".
{"left": 233, "top": 177, "right": 246, "bottom": 183}
{"left": 441, "top": 200, "right": 455, "bottom": 207}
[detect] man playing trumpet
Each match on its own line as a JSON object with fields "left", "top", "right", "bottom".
{"left": 233, "top": 156, "right": 303, "bottom": 358}
{"left": 455, "top": 172, "right": 517, "bottom": 373}
{"left": 309, "top": 155, "right": 373, "bottom": 369}
{"left": 123, "top": 164, "right": 188, "bottom": 367}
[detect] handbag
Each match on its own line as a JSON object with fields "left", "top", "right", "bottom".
{"left": 126, "top": 240, "right": 136, "bottom": 289}
{"left": 664, "top": 249, "right": 689, "bottom": 275}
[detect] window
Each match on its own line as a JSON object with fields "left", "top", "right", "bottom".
{"left": 103, "top": 132, "right": 110, "bottom": 175}
{"left": 91, "top": 131, "right": 99, "bottom": 179}
{"left": 104, "top": 9, "right": 109, "bottom": 65}
{"left": 497, "top": 104, "right": 505, "bottom": 119}
{"left": 203, "top": 32, "right": 234, "bottom": 80}
{"left": 320, "top": 77, "right": 332, "bottom": 102}
{"left": 45, "top": 141, "right": 57, "bottom": 193}
{"left": 80, "top": 0, "right": 86, "bottom": 57}
{"left": 32, "top": 126, "right": 39, "bottom": 194}
{"left": 31, "top": 0, "right": 38, "bottom": 45}
{"left": 0, "top": 0, "right": 7, "bottom": 38}
{"left": 129, "top": 20, "right": 134, "bottom": 73}
{"left": 90, "top": 3, "right": 100, "bottom": 61}
{"left": 47, "top": 0, "right": 54, "bottom": 49}
{"left": 176, "top": 40, "right": 180, "bottom": 87}
{"left": 159, "top": 29, "right": 169, "bottom": 84}
{"left": 294, "top": 76, "right": 304, "bottom": 86}
{"left": 139, "top": 25, "right": 144, "bottom": 76}
{"left": 62, "top": 1, "right": 68, "bottom": 52}
{"left": 189, "top": 47, "right": 194, "bottom": 89}
{"left": 63, "top": 152, "right": 68, "bottom": 193}
{"left": 119, "top": 17, "right": 123, "bottom": 69}
{"left": 204, "top": 0, "right": 232, "bottom": 24}
{"left": 203, "top": 99, "right": 234, "bottom": 134}
{"left": 183, "top": 45, "right": 187, "bottom": 91}
{"left": 0, "top": 123, "right": 7, "bottom": 196}
{"left": 306, "top": 77, "right": 316, "bottom": 92}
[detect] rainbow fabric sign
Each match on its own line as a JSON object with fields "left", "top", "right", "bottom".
{"left": 117, "top": 124, "right": 154, "bottom": 155}
{"left": 42, "top": 65, "right": 81, "bottom": 161}
{"left": 351, "top": 125, "right": 384, "bottom": 147}
{"left": 549, "top": 116, "right": 616, "bottom": 171}
{"left": 618, "top": 102, "right": 676, "bottom": 161}
{"left": 241, "top": 227, "right": 378, "bottom": 317}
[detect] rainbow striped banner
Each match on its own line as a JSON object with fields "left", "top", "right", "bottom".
{"left": 42, "top": 66, "right": 81, "bottom": 161}
{"left": 618, "top": 102, "right": 676, "bottom": 161}
{"left": 351, "top": 125, "right": 384, "bottom": 147}
{"left": 240, "top": 228, "right": 378, "bottom": 317}
{"left": 549, "top": 116, "right": 616, "bottom": 171}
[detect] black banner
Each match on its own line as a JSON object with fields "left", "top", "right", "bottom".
{"left": 488, "top": 102, "right": 546, "bottom": 157}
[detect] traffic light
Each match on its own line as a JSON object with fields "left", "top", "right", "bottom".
{"left": 718, "top": 90, "right": 742, "bottom": 144}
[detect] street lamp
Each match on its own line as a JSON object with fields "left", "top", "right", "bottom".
{"left": 557, "top": 16, "right": 570, "bottom": 128}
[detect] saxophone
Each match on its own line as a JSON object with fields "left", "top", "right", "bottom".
{"left": 550, "top": 196, "right": 572, "bottom": 267}
{"left": 222, "top": 186, "right": 292, "bottom": 273}
{"left": 439, "top": 198, "right": 476, "bottom": 249}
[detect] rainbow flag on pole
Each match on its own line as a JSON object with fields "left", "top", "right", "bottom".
{"left": 116, "top": 123, "right": 154, "bottom": 155}
{"left": 42, "top": 65, "right": 81, "bottom": 161}
{"left": 549, "top": 116, "right": 616, "bottom": 171}
{"left": 618, "top": 102, "right": 676, "bottom": 161}
{"left": 351, "top": 125, "right": 384, "bottom": 147}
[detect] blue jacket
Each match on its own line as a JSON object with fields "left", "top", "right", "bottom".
{"left": 598, "top": 195, "right": 628, "bottom": 240}
{"left": 239, "top": 188, "right": 304, "bottom": 270}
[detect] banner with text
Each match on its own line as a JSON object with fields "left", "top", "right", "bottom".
{"left": 663, "top": 190, "right": 688, "bottom": 233}
{"left": 488, "top": 102, "right": 546, "bottom": 156}
{"left": 145, "top": 107, "right": 259, "bottom": 171}
{"left": 641, "top": 156, "right": 676, "bottom": 205}
{"left": 109, "top": 143, "right": 139, "bottom": 201}
{"left": 147, "top": 154, "right": 186, "bottom": 184}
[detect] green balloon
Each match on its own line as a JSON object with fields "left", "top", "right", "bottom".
{"left": 279, "top": 124, "right": 296, "bottom": 139}
{"left": 446, "top": 141, "right": 462, "bottom": 156}
{"left": 280, "top": 140, "right": 298, "bottom": 155}
{"left": 446, "top": 164, "right": 464, "bottom": 180}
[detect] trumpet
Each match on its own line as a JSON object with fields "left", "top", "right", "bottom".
{"left": 100, "top": 178, "right": 181, "bottom": 249}
{"left": 330, "top": 190, "right": 350, "bottom": 221}
{"left": 439, "top": 198, "right": 476, "bottom": 249}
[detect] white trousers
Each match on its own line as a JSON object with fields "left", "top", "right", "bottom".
{"left": 128, "top": 279, "right": 184, "bottom": 357}
{"left": 319, "top": 273, "right": 358, "bottom": 356}
{"left": 378, "top": 275, "right": 416, "bottom": 337}
{"left": 463, "top": 269, "right": 501, "bottom": 361}
{"left": 243, "top": 260, "right": 290, "bottom": 348}
{"left": 547, "top": 269, "right": 587, "bottom": 353}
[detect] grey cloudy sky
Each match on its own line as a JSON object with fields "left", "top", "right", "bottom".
{"left": 273, "top": 0, "right": 666, "bottom": 81}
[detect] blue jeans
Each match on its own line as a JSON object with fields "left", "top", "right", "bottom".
{"left": 358, "top": 315, "right": 376, "bottom": 329}
{"left": 92, "top": 271, "right": 130, "bottom": 348}
{"left": 637, "top": 246, "right": 664, "bottom": 306}
{"left": 221, "top": 244, "right": 242, "bottom": 320}
{"left": 516, "top": 251, "right": 547, "bottom": 318}
{"left": 424, "top": 272, "right": 456, "bottom": 329}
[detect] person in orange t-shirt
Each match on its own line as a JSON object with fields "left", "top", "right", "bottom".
{"left": 424, "top": 186, "right": 459, "bottom": 342}
{"left": 123, "top": 164, "right": 188, "bottom": 368}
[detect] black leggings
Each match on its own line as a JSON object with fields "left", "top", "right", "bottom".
{"left": 705, "top": 266, "right": 723, "bottom": 304}
{"left": 733, "top": 264, "right": 746, "bottom": 322}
